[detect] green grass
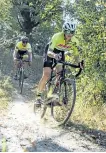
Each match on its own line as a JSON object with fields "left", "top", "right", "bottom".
{"left": 0, "top": 76, "right": 13, "bottom": 113}
{"left": 0, "top": 89, "right": 9, "bottom": 110}
{"left": 2, "top": 138, "right": 7, "bottom": 152}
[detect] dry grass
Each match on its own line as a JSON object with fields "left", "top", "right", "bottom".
{"left": 0, "top": 89, "right": 9, "bottom": 109}
{"left": 71, "top": 101, "right": 106, "bottom": 131}
{"left": 0, "top": 76, "right": 13, "bottom": 114}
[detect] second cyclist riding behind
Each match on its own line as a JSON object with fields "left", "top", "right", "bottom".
{"left": 13, "top": 36, "right": 32, "bottom": 80}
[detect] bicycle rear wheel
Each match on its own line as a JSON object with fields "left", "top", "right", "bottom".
{"left": 52, "top": 78, "right": 76, "bottom": 125}
{"left": 19, "top": 68, "right": 24, "bottom": 94}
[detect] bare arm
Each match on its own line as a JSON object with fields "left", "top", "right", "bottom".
{"left": 47, "top": 50, "right": 62, "bottom": 61}
{"left": 28, "top": 52, "right": 32, "bottom": 62}
{"left": 47, "top": 49, "right": 55, "bottom": 58}
{"left": 13, "top": 47, "right": 18, "bottom": 60}
{"left": 27, "top": 44, "right": 32, "bottom": 62}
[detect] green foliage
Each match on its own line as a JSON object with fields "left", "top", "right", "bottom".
{"left": 12, "top": 0, "right": 63, "bottom": 34}
{"left": 0, "top": 77, "right": 13, "bottom": 110}
{"left": 74, "top": 0, "right": 106, "bottom": 101}
{"left": 2, "top": 138, "right": 7, "bottom": 152}
{"left": 10, "top": 0, "right": 64, "bottom": 55}
{"left": 62, "top": 0, "right": 106, "bottom": 130}
{"left": 0, "top": 0, "right": 12, "bottom": 21}
{"left": 0, "top": 77, "right": 13, "bottom": 90}
{"left": 31, "top": 19, "right": 62, "bottom": 55}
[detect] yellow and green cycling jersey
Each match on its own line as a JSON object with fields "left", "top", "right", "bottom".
{"left": 15, "top": 41, "right": 32, "bottom": 53}
{"left": 49, "top": 31, "right": 79, "bottom": 57}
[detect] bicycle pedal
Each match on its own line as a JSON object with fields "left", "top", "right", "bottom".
{"left": 47, "top": 102, "right": 62, "bottom": 107}
{"left": 46, "top": 97, "right": 58, "bottom": 103}
{"left": 34, "top": 103, "right": 41, "bottom": 108}
{"left": 53, "top": 101, "right": 62, "bottom": 106}
{"left": 45, "top": 98, "right": 61, "bottom": 107}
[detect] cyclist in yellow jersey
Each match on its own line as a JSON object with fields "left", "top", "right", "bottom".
{"left": 13, "top": 36, "right": 32, "bottom": 80}
{"left": 35, "top": 21, "right": 83, "bottom": 106}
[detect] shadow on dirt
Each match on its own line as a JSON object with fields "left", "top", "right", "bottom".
{"left": 64, "top": 121, "right": 106, "bottom": 149}
{"left": 25, "top": 138, "right": 71, "bottom": 152}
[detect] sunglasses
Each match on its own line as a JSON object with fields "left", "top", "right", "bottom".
{"left": 64, "top": 30, "right": 75, "bottom": 35}
{"left": 22, "top": 41, "right": 28, "bottom": 44}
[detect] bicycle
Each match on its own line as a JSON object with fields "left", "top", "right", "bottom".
{"left": 16, "top": 57, "right": 29, "bottom": 94}
{"left": 34, "top": 60, "right": 84, "bottom": 125}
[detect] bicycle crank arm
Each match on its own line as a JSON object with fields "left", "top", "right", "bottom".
{"left": 44, "top": 97, "right": 61, "bottom": 106}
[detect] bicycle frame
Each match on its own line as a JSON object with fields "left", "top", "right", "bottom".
{"left": 17, "top": 58, "right": 30, "bottom": 70}
{"left": 47, "top": 60, "right": 83, "bottom": 84}
{"left": 34, "top": 59, "right": 84, "bottom": 124}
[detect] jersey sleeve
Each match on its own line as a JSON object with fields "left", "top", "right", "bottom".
{"left": 27, "top": 43, "right": 32, "bottom": 53}
{"left": 49, "top": 34, "right": 57, "bottom": 51}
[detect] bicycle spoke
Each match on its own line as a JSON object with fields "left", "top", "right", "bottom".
{"left": 52, "top": 79, "right": 76, "bottom": 124}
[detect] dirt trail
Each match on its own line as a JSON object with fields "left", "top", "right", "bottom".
{"left": 0, "top": 85, "right": 106, "bottom": 152}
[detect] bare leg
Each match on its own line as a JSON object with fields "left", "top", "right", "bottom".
{"left": 37, "top": 67, "right": 51, "bottom": 94}
{"left": 35, "top": 67, "right": 51, "bottom": 106}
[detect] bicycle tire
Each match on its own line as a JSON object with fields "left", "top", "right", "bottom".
{"left": 19, "top": 68, "right": 24, "bottom": 94}
{"left": 40, "top": 83, "right": 53, "bottom": 118}
{"left": 52, "top": 78, "right": 76, "bottom": 125}
{"left": 41, "top": 105, "right": 47, "bottom": 118}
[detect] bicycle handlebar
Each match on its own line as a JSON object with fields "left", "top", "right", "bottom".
{"left": 52, "top": 60, "right": 84, "bottom": 78}
{"left": 59, "top": 61, "right": 80, "bottom": 68}
{"left": 75, "top": 67, "right": 82, "bottom": 77}
{"left": 60, "top": 60, "right": 84, "bottom": 77}
{"left": 19, "top": 59, "right": 30, "bottom": 62}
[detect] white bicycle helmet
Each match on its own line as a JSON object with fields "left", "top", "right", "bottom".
{"left": 62, "top": 21, "right": 76, "bottom": 32}
{"left": 21, "top": 36, "right": 29, "bottom": 43}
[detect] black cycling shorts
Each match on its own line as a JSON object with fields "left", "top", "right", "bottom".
{"left": 43, "top": 61, "right": 53, "bottom": 68}
{"left": 16, "top": 50, "right": 28, "bottom": 59}
{"left": 43, "top": 48, "right": 65, "bottom": 68}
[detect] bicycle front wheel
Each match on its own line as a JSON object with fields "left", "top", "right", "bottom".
{"left": 52, "top": 78, "right": 76, "bottom": 125}
{"left": 19, "top": 68, "right": 24, "bottom": 94}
